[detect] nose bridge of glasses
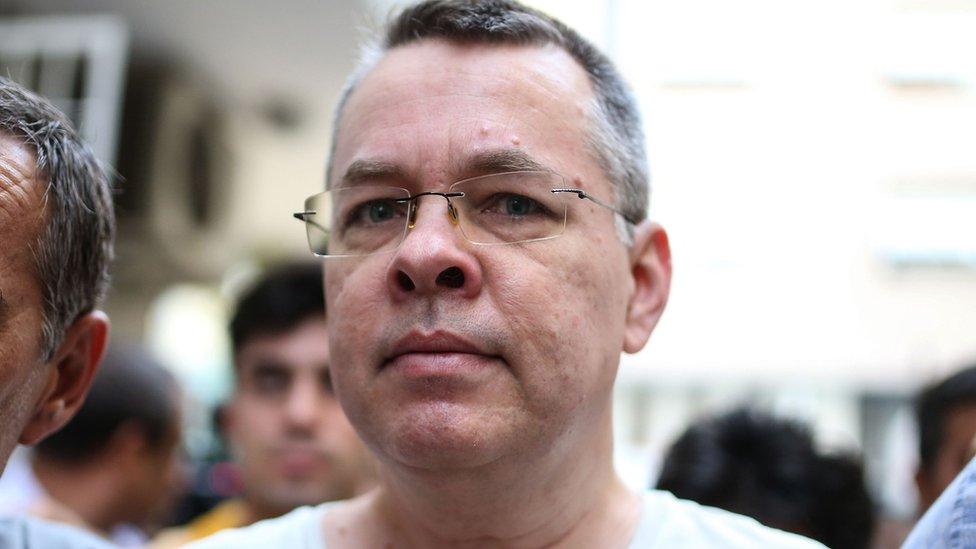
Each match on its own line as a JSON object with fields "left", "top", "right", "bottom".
{"left": 403, "top": 192, "right": 462, "bottom": 229}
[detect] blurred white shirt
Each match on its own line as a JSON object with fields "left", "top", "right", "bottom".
{"left": 0, "top": 446, "right": 147, "bottom": 547}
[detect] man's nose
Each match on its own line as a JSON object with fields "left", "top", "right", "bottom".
{"left": 284, "top": 379, "right": 323, "bottom": 430}
{"left": 386, "top": 197, "right": 483, "bottom": 300}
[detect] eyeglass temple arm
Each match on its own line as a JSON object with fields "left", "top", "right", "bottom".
{"left": 293, "top": 211, "right": 330, "bottom": 234}
{"left": 550, "top": 188, "right": 633, "bottom": 223}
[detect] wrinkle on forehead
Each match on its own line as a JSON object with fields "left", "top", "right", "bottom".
{"left": 0, "top": 137, "right": 42, "bottom": 224}
{"left": 0, "top": 137, "right": 45, "bottom": 309}
{"left": 0, "top": 288, "right": 7, "bottom": 325}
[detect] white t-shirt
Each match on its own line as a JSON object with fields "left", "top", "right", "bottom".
{"left": 0, "top": 449, "right": 147, "bottom": 547}
{"left": 0, "top": 516, "right": 113, "bottom": 549}
{"left": 187, "top": 490, "right": 826, "bottom": 548}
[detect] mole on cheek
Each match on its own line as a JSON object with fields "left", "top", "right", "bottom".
{"left": 511, "top": 135, "right": 521, "bottom": 146}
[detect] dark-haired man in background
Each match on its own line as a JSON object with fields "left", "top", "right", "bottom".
{"left": 914, "top": 364, "right": 976, "bottom": 514}
{"left": 657, "top": 408, "right": 876, "bottom": 549}
{"left": 0, "top": 75, "right": 114, "bottom": 546}
{"left": 155, "top": 263, "right": 369, "bottom": 546}
{"left": 192, "top": 2, "right": 823, "bottom": 547}
{"left": 0, "top": 346, "right": 183, "bottom": 546}
{"left": 901, "top": 364, "right": 976, "bottom": 548}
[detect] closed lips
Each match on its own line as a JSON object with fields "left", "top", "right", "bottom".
{"left": 383, "top": 331, "right": 496, "bottom": 367}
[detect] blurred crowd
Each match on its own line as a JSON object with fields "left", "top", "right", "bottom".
{"left": 0, "top": 264, "right": 373, "bottom": 547}
{"left": 1, "top": 252, "right": 973, "bottom": 548}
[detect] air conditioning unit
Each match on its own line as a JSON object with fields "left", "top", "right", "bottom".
{"left": 3, "top": 15, "right": 315, "bottom": 281}
{"left": 117, "top": 70, "right": 313, "bottom": 279}
{"left": 142, "top": 77, "right": 239, "bottom": 277}
{"left": 0, "top": 15, "right": 128, "bottom": 168}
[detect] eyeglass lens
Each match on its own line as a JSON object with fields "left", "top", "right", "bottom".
{"left": 303, "top": 171, "right": 571, "bottom": 257}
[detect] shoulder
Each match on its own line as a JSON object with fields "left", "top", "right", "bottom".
{"left": 903, "top": 456, "right": 976, "bottom": 548}
{"left": 187, "top": 502, "right": 340, "bottom": 549}
{"left": 151, "top": 499, "right": 249, "bottom": 547}
{"left": 631, "top": 490, "right": 826, "bottom": 548}
{"left": 0, "top": 516, "right": 113, "bottom": 549}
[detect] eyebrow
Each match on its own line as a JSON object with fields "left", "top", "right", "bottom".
{"left": 462, "top": 148, "right": 553, "bottom": 177}
{"left": 249, "top": 359, "right": 290, "bottom": 372}
{"left": 339, "top": 160, "right": 408, "bottom": 187}
{"left": 337, "top": 148, "right": 554, "bottom": 188}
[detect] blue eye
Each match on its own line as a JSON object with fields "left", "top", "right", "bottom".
{"left": 368, "top": 200, "right": 397, "bottom": 222}
{"left": 504, "top": 195, "right": 539, "bottom": 216}
{"left": 344, "top": 198, "right": 406, "bottom": 229}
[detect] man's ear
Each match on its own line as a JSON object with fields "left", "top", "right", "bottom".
{"left": 19, "top": 310, "right": 110, "bottom": 445}
{"left": 623, "top": 221, "right": 671, "bottom": 354}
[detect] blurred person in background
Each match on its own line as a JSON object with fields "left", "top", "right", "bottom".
{"left": 914, "top": 364, "right": 976, "bottom": 514}
{"left": 903, "top": 456, "right": 976, "bottom": 549}
{"left": 901, "top": 364, "right": 976, "bottom": 548}
{"left": 0, "top": 76, "right": 115, "bottom": 547}
{"left": 152, "top": 263, "right": 371, "bottom": 546}
{"left": 656, "top": 408, "right": 876, "bottom": 549}
{"left": 903, "top": 452, "right": 976, "bottom": 547}
{"left": 0, "top": 345, "right": 184, "bottom": 546}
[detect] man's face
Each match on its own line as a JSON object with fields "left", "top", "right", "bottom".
{"left": 0, "top": 133, "right": 50, "bottom": 467}
{"left": 324, "top": 41, "right": 640, "bottom": 469}
{"left": 226, "top": 318, "right": 366, "bottom": 513}
{"left": 917, "top": 404, "right": 976, "bottom": 511}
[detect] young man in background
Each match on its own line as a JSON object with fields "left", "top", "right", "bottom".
{"left": 154, "top": 263, "right": 370, "bottom": 546}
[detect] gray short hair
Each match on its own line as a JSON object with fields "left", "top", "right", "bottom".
{"left": 327, "top": 0, "right": 649, "bottom": 238}
{"left": 0, "top": 76, "right": 115, "bottom": 361}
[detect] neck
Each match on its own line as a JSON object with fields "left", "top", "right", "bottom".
{"left": 369, "top": 411, "right": 641, "bottom": 548}
{"left": 32, "top": 457, "right": 117, "bottom": 534}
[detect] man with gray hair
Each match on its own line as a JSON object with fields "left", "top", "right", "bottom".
{"left": 0, "top": 75, "right": 114, "bottom": 547}
{"left": 194, "top": 1, "right": 824, "bottom": 547}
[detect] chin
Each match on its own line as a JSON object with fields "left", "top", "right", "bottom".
{"left": 266, "top": 485, "right": 333, "bottom": 511}
{"left": 375, "top": 400, "right": 517, "bottom": 471}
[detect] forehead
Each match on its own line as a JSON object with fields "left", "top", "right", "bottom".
{"left": 0, "top": 132, "right": 42, "bottom": 224}
{"left": 236, "top": 318, "right": 329, "bottom": 371}
{"left": 0, "top": 132, "right": 44, "bottom": 344}
{"left": 0, "top": 132, "right": 44, "bottom": 268}
{"left": 943, "top": 404, "right": 976, "bottom": 442}
{"left": 333, "top": 39, "right": 598, "bottom": 185}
